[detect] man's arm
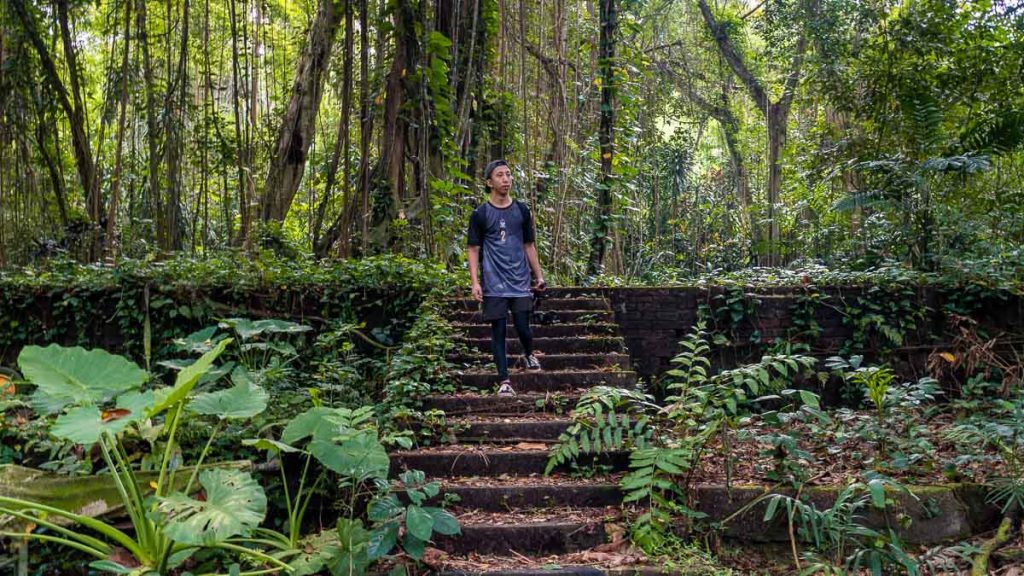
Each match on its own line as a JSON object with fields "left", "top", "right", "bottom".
{"left": 468, "top": 246, "right": 483, "bottom": 301}
{"left": 524, "top": 243, "right": 545, "bottom": 289}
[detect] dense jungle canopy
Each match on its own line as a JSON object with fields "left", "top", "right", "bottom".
{"left": 0, "top": 0, "right": 1022, "bottom": 281}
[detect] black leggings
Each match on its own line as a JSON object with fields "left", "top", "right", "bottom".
{"left": 491, "top": 310, "right": 533, "bottom": 380}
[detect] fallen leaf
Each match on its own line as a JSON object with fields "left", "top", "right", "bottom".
{"left": 421, "top": 547, "right": 448, "bottom": 567}
{"left": 513, "top": 442, "right": 548, "bottom": 450}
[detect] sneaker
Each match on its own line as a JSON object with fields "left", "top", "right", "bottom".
{"left": 524, "top": 354, "right": 542, "bottom": 371}
{"left": 497, "top": 380, "right": 516, "bottom": 396}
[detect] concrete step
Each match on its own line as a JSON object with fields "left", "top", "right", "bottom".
{"left": 390, "top": 446, "right": 630, "bottom": 477}
{"left": 421, "top": 393, "right": 581, "bottom": 416}
{"left": 438, "top": 567, "right": 673, "bottom": 576}
{"left": 446, "top": 298, "right": 611, "bottom": 312}
{"left": 440, "top": 476, "right": 622, "bottom": 510}
{"left": 457, "top": 370, "right": 638, "bottom": 393}
{"left": 451, "top": 417, "right": 573, "bottom": 442}
{"left": 455, "top": 323, "right": 618, "bottom": 339}
{"left": 460, "top": 337, "right": 626, "bottom": 355}
{"left": 435, "top": 508, "right": 615, "bottom": 555}
{"left": 447, "top": 309, "right": 616, "bottom": 325}
{"left": 450, "top": 353, "right": 631, "bottom": 372}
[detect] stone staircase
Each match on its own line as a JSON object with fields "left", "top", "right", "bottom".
{"left": 390, "top": 291, "right": 670, "bottom": 575}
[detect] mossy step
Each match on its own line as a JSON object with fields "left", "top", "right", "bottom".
{"left": 446, "top": 298, "right": 611, "bottom": 311}
{"left": 390, "top": 447, "right": 630, "bottom": 477}
{"left": 449, "top": 353, "right": 631, "bottom": 372}
{"left": 460, "top": 337, "right": 626, "bottom": 355}
{"left": 457, "top": 370, "right": 638, "bottom": 393}
{"left": 434, "top": 508, "right": 615, "bottom": 555}
{"left": 448, "top": 309, "right": 615, "bottom": 324}
{"left": 440, "top": 479, "right": 622, "bottom": 510}
{"left": 449, "top": 417, "right": 573, "bottom": 442}
{"left": 455, "top": 323, "right": 618, "bottom": 338}
{"left": 421, "top": 392, "right": 581, "bottom": 416}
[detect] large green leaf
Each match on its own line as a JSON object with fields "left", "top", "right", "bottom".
{"left": 286, "top": 530, "right": 344, "bottom": 576}
{"left": 18, "top": 345, "right": 148, "bottom": 414}
{"left": 51, "top": 402, "right": 141, "bottom": 445}
{"left": 189, "top": 380, "right": 268, "bottom": 420}
{"left": 281, "top": 407, "right": 347, "bottom": 445}
{"left": 405, "top": 505, "right": 434, "bottom": 541}
{"left": 149, "top": 338, "right": 231, "bottom": 417}
{"left": 173, "top": 326, "right": 226, "bottom": 354}
{"left": 330, "top": 519, "right": 372, "bottom": 576}
{"left": 425, "top": 507, "right": 460, "bottom": 536}
{"left": 219, "top": 318, "right": 311, "bottom": 341}
{"left": 309, "top": 431, "right": 389, "bottom": 481}
{"left": 157, "top": 468, "right": 266, "bottom": 545}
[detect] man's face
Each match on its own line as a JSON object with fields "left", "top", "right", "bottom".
{"left": 487, "top": 165, "right": 512, "bottom": 196}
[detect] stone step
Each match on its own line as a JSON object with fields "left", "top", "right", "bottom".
{"left": 438, "top": 561, "right": 671, "bottom": 573}
{"left": 422, "top": 392, "right": 581, "bottom": 416}
{"left": 434, "top": 508, "right": 615, "bottom": 556}
{"left": 448, "top": 309, "right": 615, "bottom": 324}
{"left": 438, "top": 567, "right": 673, "bottom": 576}
{"left": 446, "top": 298, "right": 611, "bottom": 312}
{"left": 390, "top": 446, "right": 630, "bottom": 477}
{"left": 457, "top": 370, "right": 638, "bottom": 393}
{"left": 452, "top": 417, "right": 573, "bottom": 442}
{"left": 450, "top": 353, "right": 631, "bottom": 372}
{"left": 440, "top": 476, "right": 623, "bottom": 510}
{"left": 455, "top": 323, "right": 618, "bottom": 339}
{"left": 460, "top": 337, "right": 626, "bottom": 355}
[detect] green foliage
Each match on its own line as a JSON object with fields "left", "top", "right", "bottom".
{"left": 946, "top": 393, "right": 1024, "bottom": 515}
{"left": 545, "top": 386, "right": 658, "bottom": 475}
{"left": 0, "top": 341, "right": 289, "bottom": 575}
{"left": 762, "top": 477, "right": 922, "bottom": 575}
{"left": 366, "top": 470, "right": 460, "bottom": 562}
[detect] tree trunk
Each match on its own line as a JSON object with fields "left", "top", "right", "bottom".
{"left": 586, "top": 0, "right": 617, "bottom": 277}
{"left": 697, "top": 0, "right": 811, "bottom": 267}
{"left": 9, "top": 0, "right": 95, "bottom": 230}
{"left": 766, "top": 103, "right": 787, "bottom": 265}
{"left": 162, "top": 0, "right": 190, "bottom": 251}
{"left": 106, "top": 0, "right": 134, "bottom": 259}
{"left": 262, "top": 0, "right": 343, "bottom": 223}
{"left": 137, "top": 0, "right": 162, "bottom": 245}
{"left": 229, "top": 0, "right": 252, "bottom": 247}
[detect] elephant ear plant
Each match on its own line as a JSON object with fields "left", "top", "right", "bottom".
{"left": 0, "top": 341, "right": 288, "bottom": 575}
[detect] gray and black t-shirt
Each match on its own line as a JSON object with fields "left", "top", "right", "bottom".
{"left": 467, "top": 200, "right": 536, "bottom": 297}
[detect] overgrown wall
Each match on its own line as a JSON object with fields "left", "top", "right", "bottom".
{"left": 0, "top": 257, "right": 449, "bottom": 366}
{"left": 599, "top": 285, "right": 1023, "bottom": 379}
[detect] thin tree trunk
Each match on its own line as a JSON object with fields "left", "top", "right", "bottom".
{"left": 229, "top": 0, "right": 251, "bottom": 246}
{"left": 137, "top": 0, "right": 161, "bottom": 245}
{"left": 587, "top": 0, "right": 617, "bottom": 277}
{"left": 163, "top": 0, "right": 190, "bottom": 251}
{"left": 262, "top": 0, "right": 343, "bottom": 223}
{"left": 9, "top": 0, "right": 96, "bottom": 231}
{"left": 359, "top": 0, "right": 371, "bottom": 253}
{"left": 106, "top": 0, "right": 134, "bottom": 259}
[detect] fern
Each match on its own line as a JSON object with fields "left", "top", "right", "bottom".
{"left": 903, "top": 90, "right": 944, "bottom": 152}
{"left": 663, "top": 323, "right": 712, "bottom": 395}
{"left": 544, "top": 386, "right": 657, "bottom": 474}
{"left": 958, "top": 109, "right": 1024, "bottom": 156}
{"left": 831, "top": 189, "right": 892, "bottom": 212}
{"left": 621, "top": 444, "right": 710, "bottom": 553}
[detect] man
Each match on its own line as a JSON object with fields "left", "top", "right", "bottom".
{"left": 467, "top": 159, "right": 546, "bottom": 396}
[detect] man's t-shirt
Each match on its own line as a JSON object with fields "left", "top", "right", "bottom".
{"left": 467, "top": 200, "right": 536, "bottom": 298}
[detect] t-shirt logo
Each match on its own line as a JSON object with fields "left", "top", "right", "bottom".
{"left": 499, "top": 218, "right": 507, "bottom": 243}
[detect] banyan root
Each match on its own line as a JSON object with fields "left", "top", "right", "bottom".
{"left": 971, "top": 516, "right": 1013, "bottom": 576}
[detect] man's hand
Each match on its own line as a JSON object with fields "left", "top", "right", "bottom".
{"left": 472, "top": 281, "right": 483, "bottom": 301}
{"left": 533, "top": 277, "right": 546, "bottom": 292}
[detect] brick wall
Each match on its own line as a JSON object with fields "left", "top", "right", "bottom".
{"left": 561, "top": 286, "right": 1022, "bottom": 381}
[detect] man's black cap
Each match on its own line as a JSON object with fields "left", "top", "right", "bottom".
{"left": 484, "top": 159, "right": 509, "bottom": 180}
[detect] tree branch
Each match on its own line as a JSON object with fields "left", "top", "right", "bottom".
{"left": 697, "top": 0, "right": 769, "bottom": 112}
